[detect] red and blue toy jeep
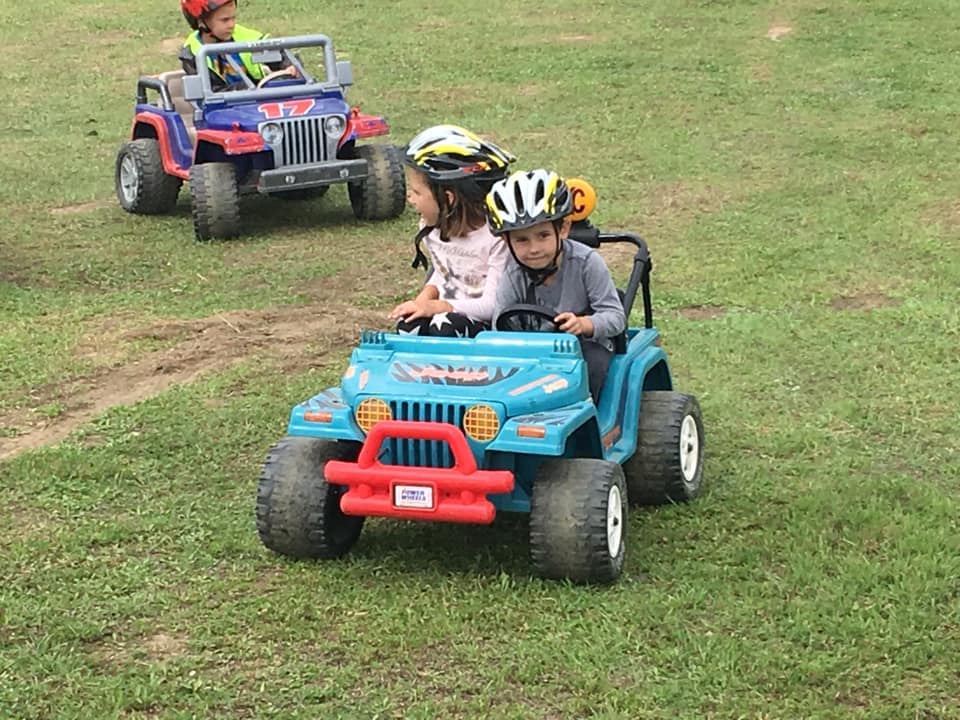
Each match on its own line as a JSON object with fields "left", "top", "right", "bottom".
{"left": 255, "top": 189, "right": 705, "bottom": 584}
{"left": 115, "top": 34, "right": 405, "bottom": 239}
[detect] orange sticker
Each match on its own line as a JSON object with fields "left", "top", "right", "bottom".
{"left": 566, "top": 177, "right": 597, "bottom": 221}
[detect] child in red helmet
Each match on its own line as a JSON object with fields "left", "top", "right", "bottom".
{"left": 178, "top": 0, "right": 294, "bottom": 92}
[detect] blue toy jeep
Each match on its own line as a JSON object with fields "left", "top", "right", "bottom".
{"left": 255, "top": 205, "right": 705, "bottom": 584}
{"left": 115, "top": 34, "right": 405, "bottom": 240}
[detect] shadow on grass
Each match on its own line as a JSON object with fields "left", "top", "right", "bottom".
{"left": 155, "top": 189, "right": 395, "bottom": 241}
{"left": 348, "top": 513, "right": 534, "bottom": 581}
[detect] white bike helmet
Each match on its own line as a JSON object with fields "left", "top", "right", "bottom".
{"left": 486, "top": 169, "right": 573, "bottom": 235}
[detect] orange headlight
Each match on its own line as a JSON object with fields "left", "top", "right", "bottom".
{"left": 355, "top": 397, "right": 392, "bottom": 432}
{"left": 463, "top": 404, "right": 500, "bottom": 441}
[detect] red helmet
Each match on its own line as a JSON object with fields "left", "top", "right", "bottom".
{"left": 180, "top": 0, "right": 236, "bottom": 30}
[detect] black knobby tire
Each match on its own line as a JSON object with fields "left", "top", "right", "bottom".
{"left": 271, "top": 186, "right": 329, "bottom": 201}
{"left": 256, "top": 436, "right": 364, "bottom": 559}
{"left": 529, "top": 458, "right": 627, "bottom": 584}
{"left": 624, "top": 391, "right": 705, "bottom": 505}
{"left": 347, "top": 144, "right": 406, "bottom": 220}
{"left": 189, "top": 162, "right": 241, "bottom": 240}
{"left": 115, "top": 138, "right": 182, "bottom": 214}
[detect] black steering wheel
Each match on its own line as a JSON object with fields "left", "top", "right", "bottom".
{"left": 495, "top": 304, "right": 560, "bottom": 333}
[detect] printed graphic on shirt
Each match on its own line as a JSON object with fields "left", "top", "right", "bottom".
{"left": 430, "top": 253, "right": 486, "bottom": 300}
{"left": 216, "top": 54, "right": 247, "bottom": 84}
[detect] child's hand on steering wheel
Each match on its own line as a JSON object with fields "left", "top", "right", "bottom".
{"left": 554, "top": 312, "right": 593, "bottom": 337}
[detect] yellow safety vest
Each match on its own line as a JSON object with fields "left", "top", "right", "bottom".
{"left": 183, "top": 24, "right": 268, "bottom": 82}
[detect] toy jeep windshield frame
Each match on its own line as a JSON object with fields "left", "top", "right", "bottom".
{"left": 180, "top": 34, "right": 352, "bottom": 105}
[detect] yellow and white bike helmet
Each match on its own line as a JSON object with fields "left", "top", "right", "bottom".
{"left": 404, "top": 125, "right": 515, "bottom": 183}
{"left": 486, "top": 169, "right": 573, "bottom": 235}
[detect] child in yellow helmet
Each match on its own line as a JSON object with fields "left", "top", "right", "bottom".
{"left": 388, "top": 125, "right": 516, "bottom": 338}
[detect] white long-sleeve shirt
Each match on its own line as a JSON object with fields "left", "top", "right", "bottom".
{"left": 422, "top": 224, "right": 508, "bottom": 323}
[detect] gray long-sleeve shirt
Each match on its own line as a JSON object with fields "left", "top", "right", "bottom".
{"left": 494, "top": 238, "right": 626, "bottom": 351}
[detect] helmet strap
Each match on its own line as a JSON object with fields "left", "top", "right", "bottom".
{"left": 411, "top": 225, "right": 434, "bottom": 271}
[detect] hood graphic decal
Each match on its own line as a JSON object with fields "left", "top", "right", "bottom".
{"left": 390, "top": 362, "right": 521, "bottom": 386}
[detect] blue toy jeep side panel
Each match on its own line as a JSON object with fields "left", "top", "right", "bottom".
{"left": 132, "top": 106, "right": 193, "bottom": 172}
{"left": 596, "top": 328, "right": 673, "bottom": 464}
{"left": 287, "top": 387, "right": 364, "bottom": 441}
{"left": 486, "top": 400, "right": 597, "bottom": 456}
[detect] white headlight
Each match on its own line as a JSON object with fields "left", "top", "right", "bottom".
{"left": 324, "top": 115, "right": 346, "bottom": 136}
{"left": 260, "top": 122, "right": 284, "bottom": 145}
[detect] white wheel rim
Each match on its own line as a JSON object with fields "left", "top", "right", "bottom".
{"left": 119, "top": 154, "right": 139, "bottom": 203}
{"left": 679, "top": 415, "right": 700, "bottom": 484}
{"left": 606, "top": 484, "right": 623, "bottom": 557}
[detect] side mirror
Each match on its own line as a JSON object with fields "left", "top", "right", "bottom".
{"left": 182, "top": 74, "right": 204, "bottom": 101}
{"left": 251, "top": 49, "right": 283, "bottom": 65}
{"left": 336, "top": 60, "right": 353, "bottom": 87}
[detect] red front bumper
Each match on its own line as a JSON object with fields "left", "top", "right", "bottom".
{"left": 324, "top": 420, "right": 514, "bottom": 524}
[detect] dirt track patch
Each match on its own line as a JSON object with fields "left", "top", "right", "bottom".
{"left": 921, "top": 197, "right": 960, "bottom": 231}
{"left": 159, "top": 37, "right": 184, "bottom": 54}
{"left": 49, "top": 200, "right": 113, "bottom": 216}
{"left": 141, "top": 632, "right": 189, "bottom": 660}
{"left": 624, "top": 181, "right": 730, "bottom": 237}
{"left": 829, "top": 293, "right": 901, "bottom": 311}
{"left": 678, "top": 304, "right": 727, "bottom": 320}
{"left": 0, "top": 303, "right": 389, "bottom": 461}
{"left": 767, "top": 24, "right": 794, "bottom": 41}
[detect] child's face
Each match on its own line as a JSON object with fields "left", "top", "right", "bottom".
{"left": 405, "top": 168, "right": 440, "bottom": 226}
{"left": 204, "top": 1, "right": 237, "bottom": 40}
{"left": 507, "top": 220, "right": 564, "bottom": 269}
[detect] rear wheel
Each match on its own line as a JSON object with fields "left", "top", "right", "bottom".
{"left": 624, "top": 391, "right": 705, "bottom": 505}
{"left": 256, "top": 436, "right": 364, "bottom": 559}
{"left": 115, "top": 138, "right": 181, "bottom": 214}
{"left": 347, "top": 144, "right": 406, "bottom": 220}
{"left": 529, "top": 458, "right": 627, "bottom": 584}
{"left": 189, "top": 162, "right": 240, "bottom": 240}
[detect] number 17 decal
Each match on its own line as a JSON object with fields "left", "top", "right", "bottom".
{"left": 257, "top": 99, "right": 316, "bottom": 119}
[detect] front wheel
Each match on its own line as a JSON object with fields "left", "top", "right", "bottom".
{"left": 115, "top": 138, "right": 182, "bottom": 214}
{"left": 256, "top": 436, "right": 364, "bottom": 559}
{"left": 529, "top": 458, "right": 627, "bottom": 584}
{"left": 189, "top": 162, "right": 240, "bottom": 240}
{"left": 347, "top": 144, "right": 406, "bottom": 220}
{"left": 624, "top": 391, "right": 705, "bottom": 505}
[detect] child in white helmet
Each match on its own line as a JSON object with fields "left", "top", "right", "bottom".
{"left": 487, "top": 169, "right": 625, "bottom": 402}
{"left": 388, "top": 125, "right": 515, "bottom": 337}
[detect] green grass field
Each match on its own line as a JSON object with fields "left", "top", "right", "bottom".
{"left": 1, "top": 0, "right": 958, "bottom": 717}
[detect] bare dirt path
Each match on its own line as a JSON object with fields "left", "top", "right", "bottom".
{"left": 1, "top": 303, "right": 389, "bottom": 460}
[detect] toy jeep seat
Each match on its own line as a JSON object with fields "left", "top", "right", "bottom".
{"left": 156, "top": 70, "right": 197, "bottom": 144}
